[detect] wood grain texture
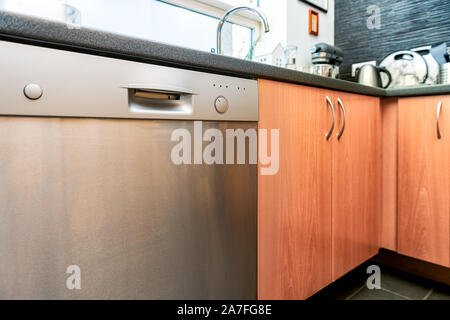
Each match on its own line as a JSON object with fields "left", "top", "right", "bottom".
{"left": 332, "top": 93, "right": 382, "bottom": 280}
{"left": 398, "top": 95, "right": 450, "bottom": 267}
{"left": 381, "top": 98, "right": 399, "bottom": 251}
{"left": 258, "top": 80, "right": 333, "bottom": 299}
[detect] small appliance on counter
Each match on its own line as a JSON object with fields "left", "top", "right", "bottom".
{"left": 379, "top": 43, "right": 450, "bottom": 87}
{"left": 310, "top": 43, "right": 344, "bottom": 79}
{"left": 412, "top": 45, "right": 440, "bottom": 85}
{"left": 355, "top": 64, "right": 392, "bottom": 88}
{"left": 379, "top": 50, "right": 428, "bottom": 88}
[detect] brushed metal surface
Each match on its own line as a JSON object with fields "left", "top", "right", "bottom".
{"left": 325, "top": 96, "right": 335, "bottom": 140}
{"left": 0, "top": 40, "right": 258, "bottom": 121}
{"left": 437, "top": 101, "right": 443, "bottom": 139}
{"left": 0, "top": 117, "right": 257, "bottom": 299}
{"left": 216, "top": 6, "right": 270, "bottom": 55}
{"left": 336, "top": 97, "right": 346, "bottom": 140}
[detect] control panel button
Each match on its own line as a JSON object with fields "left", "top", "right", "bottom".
{"left": 214, "top": 96, "right": 229, "bottom": 114}
{"left": 23, "top": 83, "right": 43, "bottom": 100}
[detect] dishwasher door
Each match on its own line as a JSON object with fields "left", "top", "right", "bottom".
{"left": 0, "top": 117, "right": 257, "bottom": 299}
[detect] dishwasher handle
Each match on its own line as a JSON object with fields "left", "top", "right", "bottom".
{"left": 124, "top": 84, "right": 197, "bottom": 115}
{"left": 122, "top": 84, "right": 198, "bottom": 96}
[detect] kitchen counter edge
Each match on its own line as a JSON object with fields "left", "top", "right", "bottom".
{"left": 1, "top": 12, "right": 449, "bottom": 98}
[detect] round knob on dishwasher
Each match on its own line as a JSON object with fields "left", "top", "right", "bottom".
{"left": 214, "top": 96, "right": 229, "bottom": 114}
{"left": 23, "top": 83, "right": 43, "bottom": 100}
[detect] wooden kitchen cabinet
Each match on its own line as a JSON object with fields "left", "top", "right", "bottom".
{"left": 258, "top": 80, "right": 333, "bottom": 299}
{"left": 398, "top": 95, "right": 450, "bottom": 267}
{"left": 331, "top": 92, "right": 381, "bottom": 280}
{"left": 258, "top": 80, "right": 381, "bottom": 299}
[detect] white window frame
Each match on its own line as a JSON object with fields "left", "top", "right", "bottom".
{"left": 160, "top": 0, "right": 263, "bottom": 39}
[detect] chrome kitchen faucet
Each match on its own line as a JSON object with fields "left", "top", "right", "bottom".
{"left": 216, "top": 6, "right": 270, "bottom": 55}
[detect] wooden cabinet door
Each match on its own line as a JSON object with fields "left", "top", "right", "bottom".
{"left": 332, "top": 93, "right": 381, "bottom": 280}
{"left": 258, "top": 80, "right": 333, "bottom": 299}
{"left": 398, "top": 96, "right": 450, "bottom": 267}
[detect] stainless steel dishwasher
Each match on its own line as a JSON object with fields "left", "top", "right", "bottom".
{"left": 0, "top": 40, "right": 258, "bottom": 299}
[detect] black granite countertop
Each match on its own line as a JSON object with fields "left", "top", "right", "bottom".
{"left": 1, "top": 11, "right": 449, "bottom": 98}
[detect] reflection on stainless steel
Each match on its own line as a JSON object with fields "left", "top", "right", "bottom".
{"left": 437, "top": 101, "right": 443, "bottom": 139}
{"left": 337, "top": 97, "right": 346, "bottom": 140}
{"left": 216, "top": 6, "right": 270, "bottom": 55}
{"left": 0, "top": 41, "right": 258, "bottom": 299}
{"left": 312, "top": 64, "right": 340, "bottom": 79}
{"left": 355, "top": 64, "right": 392, "bottom": 88}
{"left": 0, "top": 41, "right": 258, "bottom": 121}
{"left": 325, "top": 96, "right": 335, "bottom": 140}
{"left": 0, "top": 118, "right": 257, "bottom": 300}
{"left": 310, "top": 43, "right": 343, "bottom": 78}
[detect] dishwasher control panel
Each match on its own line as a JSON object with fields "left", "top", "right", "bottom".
{"left": 214, "top": 96, "right": 229, "bottom": 114}
{"left": 0, "top": 40, "right": 258, "bottom": 121}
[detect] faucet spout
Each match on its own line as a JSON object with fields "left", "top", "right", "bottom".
{"left": 216, "top": 6, "right": 270, "bottom": 55}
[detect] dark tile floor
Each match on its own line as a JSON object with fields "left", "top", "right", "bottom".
{"left": 308, "top": 261, "right": 450, "bottom": 300}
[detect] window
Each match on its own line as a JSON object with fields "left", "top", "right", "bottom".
{"left": 0, "top": 0, "right": 258, "bottom": 59}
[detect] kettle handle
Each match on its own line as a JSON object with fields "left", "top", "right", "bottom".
{"left": 378, "top": 66, "right": 392, "bottom": 89}
{"left": 355, "top": 67, "right": 361, "bottom": 81}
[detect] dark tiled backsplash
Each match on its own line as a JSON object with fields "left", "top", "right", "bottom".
{"left": 335, "top": 0, "right": 450, "bottom": 81}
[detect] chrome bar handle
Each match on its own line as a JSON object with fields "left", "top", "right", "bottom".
{"left": 337, "top": 97, "right": 346, "bottom": 140}
{"left": 326, "top": 96, "right": 335, "bottom": 141}
{"left": 437, "top": 101, "right": 443, "bottom": 139}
